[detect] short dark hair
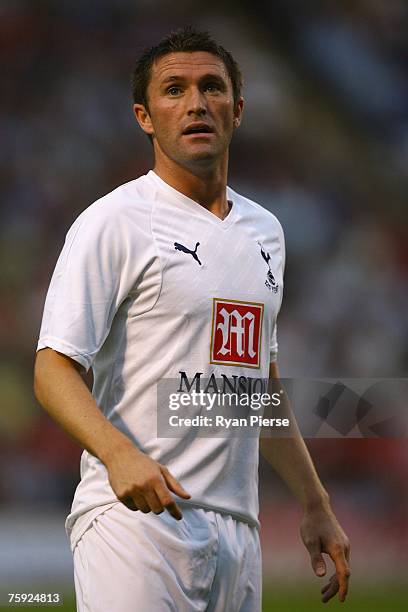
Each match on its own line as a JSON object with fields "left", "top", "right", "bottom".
{"left": 131, "top": 26, "right": 243, "bottom": 110}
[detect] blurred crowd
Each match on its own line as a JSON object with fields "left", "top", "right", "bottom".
{"left": 0, "top": 0, "right": 407, "bottom": 546}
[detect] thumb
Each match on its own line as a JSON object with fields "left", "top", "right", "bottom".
{"left": 311, "top": 551, "right": 327, "bottom": 577}
{"left": 160, "top": 466, "right": 191, "bottom": 499}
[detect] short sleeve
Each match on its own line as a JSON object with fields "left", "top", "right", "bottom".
{"left": 269, "top": 323, "right": 278, "bottom": 363}
{"left": 269, "top": 219, "right": 285, "bottom": 364}
{"left": 37, "top": 203, "right": 141, "bottom": 371}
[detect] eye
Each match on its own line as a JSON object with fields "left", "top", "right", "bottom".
{"left": 167, "top": 86, "right": 182, "bottom": 96}
{"left": 204, "top": 82, "right": 221, "bottom": 93}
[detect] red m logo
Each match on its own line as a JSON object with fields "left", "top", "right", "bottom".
{"left": 210, "top": 299, "right": 264, "bottom": 368}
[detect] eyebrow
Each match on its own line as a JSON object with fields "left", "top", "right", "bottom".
{"left": 160, "top": 73, "right": 226, "bottom": 85}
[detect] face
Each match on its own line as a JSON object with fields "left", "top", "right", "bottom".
{"left": 133, "top": 51, "right": 244, "bottom": 169}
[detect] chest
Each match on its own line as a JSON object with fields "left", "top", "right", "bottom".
{"left": 153, "top": 208, "right": 282, "bottom": 305}
{"left": 150, "top": 208, "right": 282, "bottom": 366}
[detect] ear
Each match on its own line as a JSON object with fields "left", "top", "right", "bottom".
{"left": 133, "top": 103, "right": 154, "bottom": 136}
{"left": 233, "top": 97, "right": 244, "bottom": 129}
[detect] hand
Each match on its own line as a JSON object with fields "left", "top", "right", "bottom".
{"left": 105, "top": 443, "right": 191, "bottom": 520}
{"left": 300, "top": 503, "right": 351, "bottom": 603}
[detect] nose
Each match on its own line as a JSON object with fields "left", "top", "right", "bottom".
{"left": 187, "top": 87, "right": 207, "bottom": 116}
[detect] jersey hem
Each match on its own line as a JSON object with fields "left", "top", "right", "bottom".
{"left": 66, "top": 501, "right": 119, "bottom": 552}
{"left": 177, "top": 499, "right": 260, "bottom": 529}
{"left": 67, "top": 498, "right": 260, "bottom": 553}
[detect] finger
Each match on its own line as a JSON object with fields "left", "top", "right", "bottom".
{"left": 154, "top": 480, "right": 183, "bottom": 520}
{"left": 331, "top": 548, "right": 351, "bottom": 602}
{"left": 305, "top": 541, "right": 327, "bottom": 577}
{"left": 321, "top": 579, "right": 339, "bottom": 604}
{"left": 121, "top": 496, "right": 138, "bottom": 511}
{"left": 311, "top": 552, "right": 327, "bottom": 577}
{"left": 144, "top": 490, "right": 164, "bottom": 515}
{"left": 121, "top": 493, "right": 150, "bottom": 513}
{"left": 131, "top": 492, "right": 150, "bottom": 513}
{"left": 133, "top": 494, "right": 151, "bottom": 514}
{"left": 164, "top": 499, "right": 183, "bottom": 520}
{"left": 160, "top": 466, "right": 191, "bottom": 499}
{"left": 321, "top": 574, "right": 337, "bottom": 594}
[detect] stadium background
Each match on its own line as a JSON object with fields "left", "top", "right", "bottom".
{"left": 0, "top": 0, "right": 407, "bottom": 610}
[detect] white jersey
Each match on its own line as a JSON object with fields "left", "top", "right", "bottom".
{"left": 37, "top": 171, "right": 285, "bottom": 550}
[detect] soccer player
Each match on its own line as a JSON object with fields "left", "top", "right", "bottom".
{"left": 34, "top": 26, "right": 350, "bottom": 611}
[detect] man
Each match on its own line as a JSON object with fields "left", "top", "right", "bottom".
{"left": 34, "top": 26, "right": 350, "bottom": 611}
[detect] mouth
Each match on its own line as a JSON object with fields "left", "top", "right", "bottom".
{"left": 182, "top": 123, "right": 214, "bottom": 136}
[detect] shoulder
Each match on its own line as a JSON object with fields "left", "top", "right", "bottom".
{"left": 61, "top": 174, "right": 159, "bottom": 262}
{"left": 74, "top": 174, "right": 155, "bottom": 230}
{"left": 228, "top": 186, "right": 285, "bottom": 242}
{"left": 64, "top": 174, "right": 158, "bottom": 253}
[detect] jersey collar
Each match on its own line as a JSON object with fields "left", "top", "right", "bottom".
{"left": 148, "top": 170, "right": 239, "bottom": 230}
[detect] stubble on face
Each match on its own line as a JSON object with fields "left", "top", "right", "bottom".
{"left": 144, "top": 52, "right": 241, "bottom": 172}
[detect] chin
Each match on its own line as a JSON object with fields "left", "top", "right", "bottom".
{"left": 184, "top": 146, "right": 219, "bottom": 162}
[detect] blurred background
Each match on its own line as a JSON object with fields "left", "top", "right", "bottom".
{"left": 1, "top": 0, "right": 407, "bottom": 610}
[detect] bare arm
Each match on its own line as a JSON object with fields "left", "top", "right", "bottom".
{"left": 260, "top": 361, "right": 351, "bottom": 603}
{"left": 260, "top": 362, "right": 329, "bottom": 510}
{"left": 34, "top": 348, "right": 190, "bottom": 519}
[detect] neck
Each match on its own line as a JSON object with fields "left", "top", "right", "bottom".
{"left": 153, "top": 153, "right": 230, "bottom": 219}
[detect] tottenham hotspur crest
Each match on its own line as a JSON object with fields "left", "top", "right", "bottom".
{"left": 258, "top": 242, "right": 279, "bottom": 293}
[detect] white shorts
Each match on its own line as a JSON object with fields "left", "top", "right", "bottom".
{"left": 73, "top": 503, "right": 261, "bottom": 612}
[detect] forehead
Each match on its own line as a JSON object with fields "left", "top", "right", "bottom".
{"left": 150, "top": 51, "right": 229, "bottom": 84}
